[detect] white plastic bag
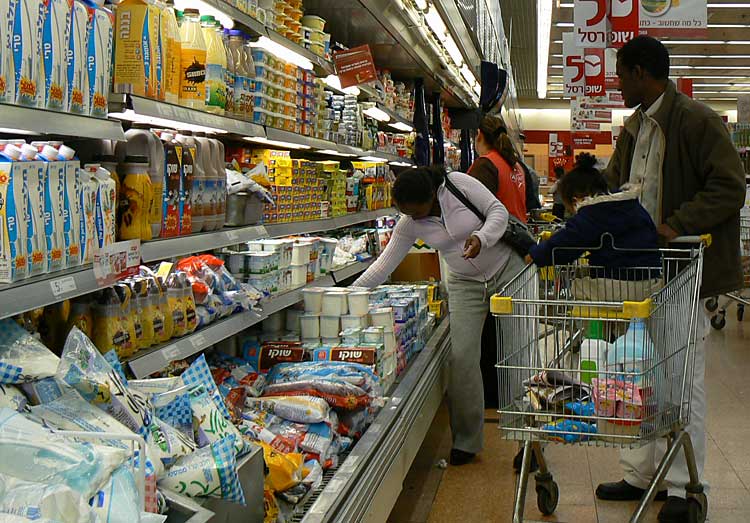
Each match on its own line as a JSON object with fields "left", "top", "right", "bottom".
{"left": 0, "top": 473, "right": 93, "bottom": 523}
{"left": 0, "top": 319, "right": 59, "bottom": 384}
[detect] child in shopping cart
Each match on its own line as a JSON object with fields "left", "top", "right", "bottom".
{"left": 526, "top": 153, "right": 662, "bottom": 298}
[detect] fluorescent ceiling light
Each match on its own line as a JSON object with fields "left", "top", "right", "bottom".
{"left": 242, "top": 136, "right": 311, "bottom": 149}
{"left": 173, "top": 0, "right": 234, "bottom": 29}
{"left": 388, "top": 121, "right": 414, "bottom": 132}
{"left": 252, "top": 36, "right": 314, "bottom": 71}
{"left": 108, "top": 109, "right": 228, "bottom": 134}
{"left": 443, "top": 35, "right": 464, "bottom": 67}
{"left": 537, "top": 0, "right": 553, "bottom": 99}
{"left": 360, "top": 155, "right": 389, "bottom": 162}
{"left": 323, "top": 74, "right": 342, "bottom": 91}
{"left": 317, "top": 149, "right": 356, "bottom": 157}
{"left": 389, "top": 161, "right": 414, "bottom": 167}
{"left": 556, "top": 22, "right": 573, "bottom": 27}
{"left": 726, "top": 41, "right": 750, "bottom": 45}
{"left": 665, "top": 40, "right": 726, "bottom": 44}
{"left": 424, "top": 6, "right": 448, "bottom": 38}
{"left": 363, "top": 106, "right": 391, "bottom": 122}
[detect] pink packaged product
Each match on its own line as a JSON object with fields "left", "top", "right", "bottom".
{"left": 591, "top": 378, "right": 643, "bottom": 420}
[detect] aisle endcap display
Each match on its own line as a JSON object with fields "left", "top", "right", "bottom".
{"left": 0, "top": 102, "right": 126, "bottom": 141}
{"left": 109, "top": 94, "right": 267, "bottom": 138}
{"left": 0, "top": 266, "right": 104, "bottom": 321}
{"left": 141, "top": 225, "right": 268, "bottom": 263}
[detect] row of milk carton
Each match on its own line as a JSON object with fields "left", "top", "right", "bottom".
{"left": 0, "top": 141, "right": 117, "bottom": 283}
{"left": 0, "top": 0, "right": 113, "bottom": 116}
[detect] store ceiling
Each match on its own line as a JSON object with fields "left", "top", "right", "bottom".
{"left": 521, "top": 0, "right": 750, "bottom": 105}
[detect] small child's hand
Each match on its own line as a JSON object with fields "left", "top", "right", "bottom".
{"left": 463, "top": 235, "right": 482, "bottom": 259}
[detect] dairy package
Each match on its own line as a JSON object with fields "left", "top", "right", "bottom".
{"left": 88, "top": 163, "right": 116, "bottom": 248}
{"left": 20, "top": 145, "right": 47, "bottom": 277}
{"left": 11, "top": 0, "right": 46, "bottom": 107}
{"left": 0, "top": 0, "right": 17, "bottom": 103}
{"left": 78, "top": 165, "right": 98, "bottom": 264}
{"left": 58, "top": 145, "right": 81, "bottom": 268}
{"left": 67, "top": 0, "right": 89, "bottom": 114}
{"left": 41, "top": 0, "right": 73, "bottom": 110}
{"left": 37, "top": 145, "right": 66, "bottom": 273}
{"left": 0, "top": 145, "right": 29, "bottom": 282}
{"left": 113, "top": 0, "right": 160, "bottom": 98}
{"left": 84, "top": 2, "right": 114, "bottom": 117}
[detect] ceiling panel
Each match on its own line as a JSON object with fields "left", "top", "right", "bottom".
{"left": 499, "top": 0, "right": 540, "bottom": 98}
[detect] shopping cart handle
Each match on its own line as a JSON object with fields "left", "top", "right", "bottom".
{"left": 671, "top": 234, "right": 712, "bottom": 247}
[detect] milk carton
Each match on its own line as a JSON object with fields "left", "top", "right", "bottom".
{"left": 86, "top": 163, "right": 116, "bottom": 248}
{"left": 41, "top": 0, "right": 73, "bottom": 110}
{"left": 56, "top": 144, "right": 81, "bottom": 268}
{"left": 67, "top": 1, "right": 89, "bottom": 114}
{"left": 0, "top": 0, "right": 17, "bottom": 103}
{"left": 11, "top": 0, "right": 46, "bottom": 107}
{"left": 37, "top": 144, "right": 66, "bottom": 273}
{"left": 20, "top": 144, "right": 47, "bottom": 277}
{"left": 78, "top": 166, "right": 97, "bottom": 264}
{"left": 113, "top": 0, "right": 160, "bottom": 98}
{"left": 0, "top": 145, "right": 28, "bottom": 282}
{"left": 84, "top": 2, "right": 113, "bottom": 116}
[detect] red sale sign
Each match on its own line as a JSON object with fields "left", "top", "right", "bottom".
{"left": 609, "top": 0, "right": 639, "bottom": 48}
{"left": 585, "top": 48, "right": 605, "bottom": 96}
{"left": 574, "top": 0, "right": 610, "bottom": 48}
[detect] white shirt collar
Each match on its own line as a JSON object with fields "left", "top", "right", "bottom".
{"left": 641, "top": 92, "right": 665, "bottom": 119}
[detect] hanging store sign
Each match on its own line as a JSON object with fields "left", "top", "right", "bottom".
{"left": 580, "top": 91, "right": 625, "bottom": 108}
{"left": 574, "top": 0, "right": 610, "bottom": 48}
{"left": 563, "top": 33, "right": 585, "bottom": 97}
{"left": 571, "top": 97, "right": 613, "bottom": 124}
{"left": 605, "top": 48, "right": 618, "bottom": 90}
{"left": 334, "top": 45, "right": 378, "bottom": 88}
{"left": 572, "top": 132, "right": 601, "bottom": 149}
{"left": 609, "top": 0, "right": 639, "bottom": 47}
{"left": 585, "top": 48, "right": 606, "bottom": 96}
{"left": 640, "top": 0, "right": 707, "bottom": 37}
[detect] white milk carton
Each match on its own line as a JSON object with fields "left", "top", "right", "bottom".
{"left": 20, "top": 144, "right": 47, "bottom": 277}
{"left": 78, "top": 166, "right": 98, "bottom": 264}
{"left": 67, "top": 1, "right": 89, "bottom": 114}
{"left": 11, "top": 0, "right": 45, "bottom": 107}
{"left": 38, "top": 145, "right": 66, "bottom": 272}
{"left": 84, "top": 2, "right": 113, "bottom": 117}
{"left": 0, "top": 0, "right": 17, "bottom": 103}
{"left": 58, "top": 144, "right": 81, "bottom": 268}
{"left": 86, "top": 163, "right": 116, "bottom": 248}
{"left": 0, "top": 145, "right": 28, "bottom": 282}
{"left": 41, "top": 0, "right": 73, "bottom": 110}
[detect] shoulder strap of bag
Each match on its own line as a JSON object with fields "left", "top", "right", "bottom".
{"left": 443, "top": 174, "right": 486, "bottom": 222}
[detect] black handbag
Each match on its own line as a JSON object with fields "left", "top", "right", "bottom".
{"left": 444, "top": 175, "right": 536, "bottom": 257}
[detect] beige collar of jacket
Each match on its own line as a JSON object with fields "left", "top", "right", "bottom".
{"left": 575, "top": 186, "right": 642, "bottom": 211}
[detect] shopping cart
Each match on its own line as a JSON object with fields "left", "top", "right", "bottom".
{"left": 706, "top": 216, "right": 750, "bottom": 329}
{"left": 527, "top": 211, "right": 563, "bottom": 241}
{"left": 490, "top": 237, "right": 708, "bottom": 523}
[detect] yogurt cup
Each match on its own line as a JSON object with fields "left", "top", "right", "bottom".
{"left": 301, "top": 15, "right": 326, "bottom": 31}
{"left": 341, "top": 314, "right": 369, "bottom": 330}
{"left": 302, "top": 287, "right": 325, "bottom": 312}
{"left": 369, "top": 307, "right": 395, "bottom": 327}
{"left": 262, "top": 311, "right": 284, "bottom": 333}
{"left": 320, "top": 315, "right": 341, "bottom": 338}
{"left": 300, "top": 313, "right": 320, "bottom": 338}
{"left": 286, "top": 308, "right": 303, "bottom": 332}
{"left": 322, "top": 290, "right": 348, "bottom": 316}
{"left": 348, "top": 291, "right": 370, "bottom": 316}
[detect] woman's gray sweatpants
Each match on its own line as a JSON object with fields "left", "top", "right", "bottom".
{"left": 446, "top": 253, "right": 527, "bottom": 454}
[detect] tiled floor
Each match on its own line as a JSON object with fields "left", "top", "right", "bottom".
{"left": 389, "top": 310, "right": 750, "bottom": 522}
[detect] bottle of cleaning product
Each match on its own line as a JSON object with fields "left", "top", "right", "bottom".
{"left": 223, "top": 27, "right": 235, "bottom": 117}
{"left": 200, "top": 15, "right": 226, "bottom": 114}
{"left": 579, "top": 339, "right": 611, "bottom": 384}
{"left": 228, "top": 30, "right": 249, "bottom": 119}
{"left": 119, "top": 155, "right": 153, "bottom": 241}
{"left": 161, "top": 0, "right": 182, "bottom": 105}
{"left": 178, "top": 8, "right": 206, "bottom": 110}
{"left": 156, "top": 132, "right": 181, "bottom": 238}
{"left": 192, "top": 132, "right": 213, "bottom": 231}
{"left": 609, "top": 319, "right": 655, "bottom": 384}
{"left": 122, "top": 126, "right": 165, "bottom": 238}
{"left": 174, "top": 132, "right": 199, "bottom": 235}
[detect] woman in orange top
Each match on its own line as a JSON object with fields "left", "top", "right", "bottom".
{"left": 468, "top": 115, "right": 527, "bottom": 222}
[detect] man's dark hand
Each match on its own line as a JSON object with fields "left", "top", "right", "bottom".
{"left": 463, "top": 235, "right": 482, "bottom": 259}
{"left": 657, "top": 223, "right": 679, "bottom": 242}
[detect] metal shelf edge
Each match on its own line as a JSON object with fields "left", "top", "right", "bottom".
{"left": 265, "top": 209, "right": 394, "bottom": 238}
{"left": 141, "top": 225, "right": 268, "bottom": 263}
{"left": 0, "top": 103, "right": 125, "bottom": 141}
{"left": 331, "top": 259, "right": 374, "bottom": 283}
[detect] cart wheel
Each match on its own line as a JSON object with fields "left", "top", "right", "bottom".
{"left": 535, "top": 480, "right": 559, "bottom": 516}
{"left": 705, "top": 297, "right": 719, "bottom": 312}
{"left": 711, "top": 314, "right": 727, "bottom": 330}
{"left": 738, "top": 304, "right": 745, "bottom": 322}
{"left": 686, "top": 493, "right": 707, "bottom": 523}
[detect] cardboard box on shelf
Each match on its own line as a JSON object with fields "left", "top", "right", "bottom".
{"left": 390, "top": 252, "right": 441, "bottom": 283}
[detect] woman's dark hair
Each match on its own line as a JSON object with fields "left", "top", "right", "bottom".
{"left": 478, "top": 115, "right": 519, "bottom": 166}
{"left": 617, "top": 35, "right": 670, "bottom": 81}
{"left": 392, "top": 165, "right": 446, "bottom": 205}
{"left": 558, "top": 153, "right": 609, "bottom": 205}
{"left": 553, "top": 166, "right": 566, "bottom": 179}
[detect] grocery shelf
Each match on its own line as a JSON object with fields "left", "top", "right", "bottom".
{"left": 296, "top": 318, "right": 451, "bottom": 522}
{"left": 331, "top": 258, "right": 374, "bottom": 283}
{"left": 0, "top": 102, "right": 125, "bottom": 141}
{"left": 265, "top": 208, "right": 395, "bottom": 238}
{"left": 141, "top": 225, "right": 268, "bottom": 263}
{"left": 0, "top": 266, "right": 106, "bottom": 321}
{"left": 360, "top": 150, "right": 415, "bottom": 165}
{"left": 108, "top": 94, "right": 266, "bottom": 138}
{"left": 126, "top": 309, "right": 265, "bottom": 379}
{"left": 264, "top": 127, "right": 340, "bottom": 151}
{"left": 376, "top": 103, "right": 414, "bottom": 131}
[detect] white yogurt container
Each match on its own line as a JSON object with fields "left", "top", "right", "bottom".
{"left": 320, "top": 315, "right": 341, "bottom": 338}
{"left": 261, "top": 239, "right": 293, "bottom": 268}
{"left": 300, "top": 313, "right": 320, "bottom": 338}
{"left": 348, "top": 291, "right": 370, "bottom": 316}
{"left": 290, "top": 264, "right": 308, "bottom": 287}
{"left": 291, "top": 241, "right": 313, "bottom": 265}
{"left": 286, "top": 308, "right": 303, "bottom": 332}
{"left": 262, "top": 311, "right": 284, "bottom": 333}
{"left": 341, "top": 314, "right": 368, "bottom": 330}
{"left": 302, "top": 287, "right": 325, "bottom": 313}
{"left": 322, "top": 291, "right": 348, "bottom": 316}
{"left": 369, "top": 307, "right": 395, "bottom": 327}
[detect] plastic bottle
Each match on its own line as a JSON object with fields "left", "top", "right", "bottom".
{"left": 209, "top": 137, "right": 226, "bottom": 228}
{"left": 167, "top": 273, "right": 187, "bottom": 338}
{"left": 228, "top": 30, "right": 249, "bottom": 119}
{"left": 174, "top": 132, "right": 199, "bottom": 234}
{"left": 122, "top": 126, "right": 165, "bottom": 238}
{"left": 200, "top": 15, "right": 226, "bottom": 114}
{"left": 608, "top": 319, "right": 655, "bottom": 384}
{"left": 78, "top": 166, "right": 99, "bottom": 264}
{"left": 223, "top": 27, "right": 236, "bottom": 117}
{"left": 162, "top": 0, "right": 182, "bottom": 104}
{"left": 119, "top": 155, "right": 154, "bottom": 241}
{"left": 148, "top": 276, "right": 170, "bottom": 342}
{"left": 178, "top": 8, "right": 207, "bottom": 110}
{"left": 243, "top": 37, "right": 256, "bottom": 118}
{"left": 193, "top": 133, "right": 214, "bottom": 230}
{"left": 156, "top": 132, "right": 182, "bottom": 237}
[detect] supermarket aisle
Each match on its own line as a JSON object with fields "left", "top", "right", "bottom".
{"left": 389, "top": 312, "right": 750, "bottom": 523}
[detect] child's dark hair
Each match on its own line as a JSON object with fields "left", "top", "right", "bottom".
{"left": 558, "top": 153, "right": 609, "bottom": 205}
{"left": 392, "top": 165, "right": 446, "bottom": 205}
